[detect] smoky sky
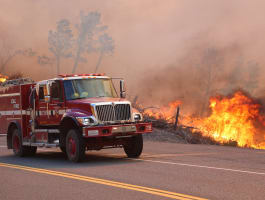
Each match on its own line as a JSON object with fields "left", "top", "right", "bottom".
{"left": 1, "top": 0, "right": 265, "bottom": 107}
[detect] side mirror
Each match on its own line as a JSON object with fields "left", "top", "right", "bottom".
{"left": 44, "top": 95, "right": 51, "bottom": 103}
{"left": 120, "top": 80, "right": 126, "bottom": 98}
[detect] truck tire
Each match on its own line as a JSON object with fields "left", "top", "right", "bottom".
{"left": 123, "top": 134, "right": 143, "bottom": 158}
{"left": 12, "top": 128, "right": 27, "bottom": 157}
{"left": 66, "top": 129, "right": 85, "bottom": 162}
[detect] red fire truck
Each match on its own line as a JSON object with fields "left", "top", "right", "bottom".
{"left": 0, "top": 74, "right": 152, "bottom": 162}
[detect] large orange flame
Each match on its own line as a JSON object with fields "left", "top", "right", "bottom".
{"left": 194, "top": 91, "right": 265, "bottom": 149}
{"left": 144, "top": 91, "right": 265, "bottom": 149}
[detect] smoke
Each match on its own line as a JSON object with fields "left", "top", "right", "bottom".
{"left": 1, "top": 0, "right": 265, "bottom": 108}
{"left": 136, "top": 41, "right": 265, "bottom": 115}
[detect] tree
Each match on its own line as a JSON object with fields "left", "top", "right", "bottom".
{"left": 0, "top": 39, "right": 36, "bottom": 73}
{"left": 72, "top": 11, "right": 107, "bottom": 73}
{"left": 94, "top": 33, "right": 114, "bottom": 73}
{"left": 48, "top": 19, "right": 73, "bottom": 75}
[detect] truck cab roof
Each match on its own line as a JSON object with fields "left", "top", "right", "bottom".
{"left": 38, "top": 74, "right": 110, "bottom": 85}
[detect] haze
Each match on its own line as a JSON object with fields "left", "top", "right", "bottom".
{"left": 1, "top": 0, "right": 265, "bottom": 107}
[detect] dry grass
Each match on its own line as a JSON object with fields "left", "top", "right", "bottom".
{"left": 144, "top": 114, "right": 238, "bottom": 147}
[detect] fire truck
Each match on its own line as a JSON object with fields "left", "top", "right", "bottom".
{"left": 0, "top": 74, "right": 152, "bottom": 162}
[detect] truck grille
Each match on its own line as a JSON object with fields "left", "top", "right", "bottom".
{"left": 95, "top": 103, "right": 131, "bottom": 122}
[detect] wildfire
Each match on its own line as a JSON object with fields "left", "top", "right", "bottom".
{"left": 195, "top": 91, "right": 265, "bottom": 149}
{"left": 0, "top": 74, "right": 8, "bottom": 83}
{"left": 144, "top": 91, "right": 265, "bottom": 149}
{"left": 144, "top": 100, "right": 182, "bottom": 123}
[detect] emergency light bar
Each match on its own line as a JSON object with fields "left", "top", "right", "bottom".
{"left": 58, "top": 73, "right": 105, "bottom": 78}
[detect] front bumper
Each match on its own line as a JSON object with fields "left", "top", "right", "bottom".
{"left": 82, "top": 122, "right": 152, "bottom": 137}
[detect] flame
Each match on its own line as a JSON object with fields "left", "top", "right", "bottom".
{"left": 0, "top": 74, "right": 8, "bottom": 83}
{"left": 144, "top": 91, "right": 265, "bottom": 149}
{"left": 195, "top": 91, "right": 265, "bottom": 149}
{"left": 144, "top": 100, "right": 182, "bottom": 123}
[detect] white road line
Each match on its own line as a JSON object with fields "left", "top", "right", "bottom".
{"left": 1, "top": 145, "right": 264, "bottom": 176}
{"left": 130, "top": 158, "right": 265, "bottom": 176}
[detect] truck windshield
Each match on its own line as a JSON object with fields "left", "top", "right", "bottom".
{"left": 63, "top": 78, "right": 118, "bottom": 100}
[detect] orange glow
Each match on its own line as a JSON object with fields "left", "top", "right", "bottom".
{"left": 0, "top": 74, "right": 8, "bottom": 83}
{"left": 194, "top": 91, "right": 265, "bottom": 149}
{"left": 144, "top": 91, "right": 265, "bottom": 149}
{"left": 144, "top": 100, "right": 182, "bottom": 123}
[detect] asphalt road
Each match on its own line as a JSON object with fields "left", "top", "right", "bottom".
{"left": 0, "top": 135, "right": 264, "bottom": 200}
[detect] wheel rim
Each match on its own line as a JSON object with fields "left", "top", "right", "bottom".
{"left": 13, "top": 135, "right": 20, "bottom": 153}
{"left": 68, "top": 137, "right": 76, "bottom": 157}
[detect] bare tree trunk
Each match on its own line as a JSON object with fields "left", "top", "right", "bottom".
{"left": 94, "top": 51, "right": 104, "bottom": 73}
{"left": 72, "top": 48, "right": 81, "bottom": 74}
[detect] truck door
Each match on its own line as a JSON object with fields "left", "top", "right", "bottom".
{"left": 36, "top": 83, "right": 49, "bottom": 126}
{"left": 46, "top": 80, "right": 65, "bottom": 125}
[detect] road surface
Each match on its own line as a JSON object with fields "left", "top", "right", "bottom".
{"left": 0, "top": 135, "right": 264, "bottom": 200}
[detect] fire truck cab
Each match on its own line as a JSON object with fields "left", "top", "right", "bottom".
{"left": 0, "top": 74, "right": 152, "bottom": 162}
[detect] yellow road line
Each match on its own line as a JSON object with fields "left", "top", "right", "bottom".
{"left": 0, "top": 162, "right": 207, "bottom": 200}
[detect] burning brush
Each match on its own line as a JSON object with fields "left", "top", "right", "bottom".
{"left": 144, "top": 91, "right": 265, "bottom": 150}
{"left": 0, "top": 74, "right": 8, "bottom": 83}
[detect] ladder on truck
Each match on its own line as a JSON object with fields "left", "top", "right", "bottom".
{"left": 0, "top": 78, "right": 34, "bottom": 86}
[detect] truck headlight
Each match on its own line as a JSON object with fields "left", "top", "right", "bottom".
{"left": 133, "top": 113, "right": 142, "bottom": 121}
{"left": 76, "top": 116, "right": 98, "bottom": 126}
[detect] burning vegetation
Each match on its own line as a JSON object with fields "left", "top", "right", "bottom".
{"left": 143, "top": 91, "right": 265, "bottom": 150}
{"left": 0, "top": 72, "right": 24, "bottom": 84}
{"left": 0, "top": 74, "right": 8, "bottom": 83}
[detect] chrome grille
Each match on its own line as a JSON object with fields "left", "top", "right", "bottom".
{"left": 115, "top": 104, "right": 131, "bottom": 120}
{"left": 95, "top": 103, "right": 131, "bottom": 122}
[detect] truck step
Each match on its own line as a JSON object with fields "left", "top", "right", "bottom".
{"left": 23, "top": 142, "right": 59, "bottom": 148}
{"left": 32, "top": 129, "right": 60, "bottom": 134}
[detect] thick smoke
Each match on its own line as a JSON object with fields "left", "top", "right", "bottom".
{"left": 136, "top": 41, "right": 264, "bottom": 116}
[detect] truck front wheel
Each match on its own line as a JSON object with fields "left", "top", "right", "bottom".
{"left": 66, "top": 129, "right": 85, "bottom": 162}
{"left": 123, "top": 134, "right": 143, "bottom": 158}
